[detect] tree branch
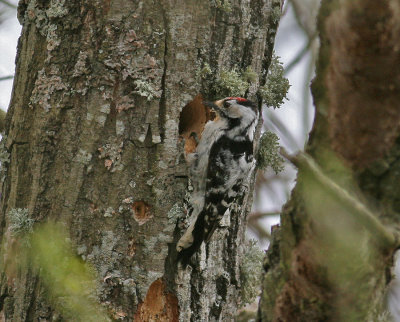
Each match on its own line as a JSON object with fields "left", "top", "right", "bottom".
{"left": 280, "top": 148, "right": 399, "bottom": 249}
{"left": 0, "top": 0, "right": 17, "bottom": 9}
{"left": 0, "top": 75, "right": 14, "bottom": 81}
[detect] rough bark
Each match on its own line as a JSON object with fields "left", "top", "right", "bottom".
{"left": 259, "top": 0, "right": 400, "bottom": 321}
{"left": 0, "top": 0, "right": 281, "bottom": 320}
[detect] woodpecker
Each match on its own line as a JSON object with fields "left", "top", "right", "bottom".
{"left": 177, "top": 97, "right": 259, "bottom": 266}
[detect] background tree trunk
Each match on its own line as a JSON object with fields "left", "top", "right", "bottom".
{"left": 259, "top": 0, "right": 400, "bottom": 321}
{"left": 0, "top": 0, "right": 282, "bottom": 320}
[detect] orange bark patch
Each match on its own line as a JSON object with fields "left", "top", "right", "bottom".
{"left": 178, "top": 94, "right": 214, "bottom": 154}
{"left": 102, "top": 0, "right": 111, "bottom": 15}
{"left": 132, "top": 201, "right": 152, "bottom": 225}
{"left": 134, "top": 279, "right": 179, "bottom": 322}
{"left": 104, "top": 159, "right": 113, "bottom": 169}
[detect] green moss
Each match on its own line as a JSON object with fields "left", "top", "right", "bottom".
{"left": 257, "top": 131, "right": 284, "bottom": 174}
{"left": 0, "top": 135, "right": 10, "bottom": 182}
{"left": 0, "top": 109, "right": 6, "bottom": 132}
{"left": 8, "top": 208, "right": 34, "bottom": 236}
{"left": 376, "top": 311, "right": 392, "bottom": 322}
{"left": 243, "top": 66, "right": 258, "bottom": 83}
{"left": 271, "top": 4, "right": 282, "bottom": 24}
{"left": 198, "top": 62, "right": 212, "bottom": 79}
{"left": 216, "top": 68, "right": 249, "bottom": 97}
{"left": 240, "top": 240, "right": 264, "bottom": 306}
{"left": 213, "top": 0, "right": 232, "bottom": 12}
{"left": 259, "top": 53, "right": 290, "bottom": 109}
{"left": 46, "top": 0, "right": 68, "bottom": 18}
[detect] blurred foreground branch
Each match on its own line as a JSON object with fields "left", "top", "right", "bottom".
{"left": 3, "top": 221, "right": 110, "bottom": 320}
{"left": 280, "top": 148, "right": 399, "bottom": 249}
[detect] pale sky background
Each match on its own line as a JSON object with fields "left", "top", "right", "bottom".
{"left": 0, "top": 13, "right": 20, "bottom": 109}
{"left": 250, "top": 3, "right": 315, "bottom": 244}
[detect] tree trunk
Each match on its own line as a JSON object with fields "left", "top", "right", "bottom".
{"left": 259, "top": 0, "right": 400, "bottom": 321}
{"left": 0, "top": 0, "right": 281, "bottom": 320}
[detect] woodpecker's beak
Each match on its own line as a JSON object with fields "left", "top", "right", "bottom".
{"left": 203, "top": 101, "right": 218, "bottom": 109}
{"left": 203, "top": 100, "right": 223, "bottom": 115}
{"left": 214, "top": 99, "right": 225, "bottom": 107}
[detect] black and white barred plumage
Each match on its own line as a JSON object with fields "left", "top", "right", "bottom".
{"left": 177, "top": 97, "right": 259, "bottom": 265}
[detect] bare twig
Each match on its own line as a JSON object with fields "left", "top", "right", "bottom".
{"left": 248, "top": 221, "right": 272, "bottom": 240}
{"left": 264, "top": 111, "right": 300, "bottom": 151}
{"left": 288, "top": 0, "right": 318, "bottom": 38}
{"left": 284, "top": 33, "right": 317, "bottom": 75}
{"left": 0, "top": 75, "right": 14, "bottom": 81}
{"left": 248, "top": 211, "right": 281, "bottom": 220}
{"left": 0, "top": 0, "right": 17, "bottom": 9}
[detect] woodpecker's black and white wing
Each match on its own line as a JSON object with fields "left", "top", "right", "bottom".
{"left": 177, "top": 132, "right": 255, "bottom": 265}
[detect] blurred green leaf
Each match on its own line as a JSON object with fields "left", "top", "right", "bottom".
{"left": 3, "top": 222, "right": 110, "bottom": 321}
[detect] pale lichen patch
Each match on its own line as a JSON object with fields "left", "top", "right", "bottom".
{"left": 46, "top": 0, "right": 68, "bottom": 18}
{"left": 240, "top": 240, "right": 264, "bottom": 306}
{"left": 166, "top": 203, "right": 184, "bottom": 229}
{"left": 7, "top": 208, "right": 34, "bottom": 236}
{"left": 86, "top": 230, "right": 120, "bottom": 278}
{"left": 98, "top": 138, "right": 124, "bottom": 172}
{"left": 96, "top": 115, "right": 107, "bottom": 126}
{"left": 30, "top": 67, "right": 68, "bottom": 111}
{"left": 257, "top": 131, "right": 284, "bottom": 173}
{"left": 100, "top": 104, "right": 111, "bottom": 114}
{"left": 116, "top": 120, "right": 125, "bottom": 136}
{"left": 133, "top": 80, "right": 162, "bottom": 101}
{"left": 73, "top": 149, "right": 92, "bottom": 165}
{"left": 197, "top": 62, "right": 212, "bottom": 79}
{"left": 127, "top": 239, "right": 136, "bottom": 258}
{"left": 24, "top": 0, "right": 69, "bottom": 63}
{"left": 86, "top": 113, "right": 94, "bottom": 121}
{"left": 259, "top": 53, "right": 290, "bottom": 109}
{"left": 104, "top": 207, "right": 115, "bottom": 218}
{"left": 212, "top": 0, "right": 233, "bottom": 12}
{"left": 46, "top": 24, "right": 60, "bottom": 51}
{"left": 72, "top": 51, "right": 90, "bottom": 77}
